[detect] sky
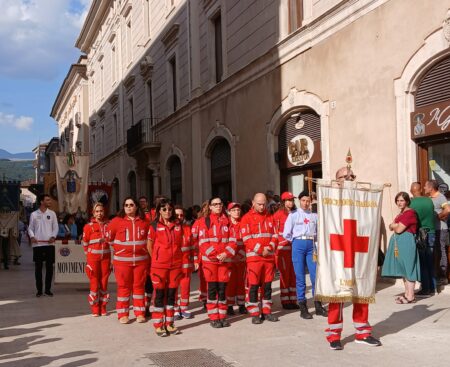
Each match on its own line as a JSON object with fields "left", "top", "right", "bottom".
{"left": 0, "top": 0, "right": 92, "bottom": 154}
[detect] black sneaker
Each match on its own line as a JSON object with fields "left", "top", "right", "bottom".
{"left": 226, "top": 306, "right": 235, "bottom": 316}
{"left": 329, "top": 341, "right": 343, "bottom": 350}
{"left": 355, "top": 336, "right": 382, "bottom": 347}
{"left": 251, "top": 316, "right": 263, "bottom": 324}
{"left": 210, "top": 320, "right": 223, "bottom": 328}
{"left": 36, "top": 291, "right": 43, "bottom": 297}
{"left": 264, "top": 313, "right": 279, "bottom": 322}
{"left": 45, "top": 291, "right": 54, "bottom": 297}
{"left": 415, "top": 289, "right": 434, "bottom": 297}
{"left": 221, "top": 319, "right": 231, "bottom": 327}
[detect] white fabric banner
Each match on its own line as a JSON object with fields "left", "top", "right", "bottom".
{"left": 55, "top": 241, "right": 116, "bottom": 284}
{"left": 55, "top": 153, "right": 90, "bottom": 214}
{"left": 315, "top": 180, "right": 383, "bottom": 304}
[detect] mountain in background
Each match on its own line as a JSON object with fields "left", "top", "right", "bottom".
{"left": 0, "top": 159, "right": 35, "bottom": 181}
{"left": 0, "top": 149, "right": 34, "bottom": 160}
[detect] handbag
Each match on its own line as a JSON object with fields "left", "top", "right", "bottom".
{"left": 415, "top": 228, "right": 428, "bottom": 251}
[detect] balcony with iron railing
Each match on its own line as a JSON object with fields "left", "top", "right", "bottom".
{"left": 126, "top": 118, "right": 161, "bottom": 156}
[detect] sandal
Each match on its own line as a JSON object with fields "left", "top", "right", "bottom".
{"left": 395, "top": 295, "right": 416, "bottom": 304}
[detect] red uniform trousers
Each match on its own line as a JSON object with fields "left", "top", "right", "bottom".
{"left": 177, "top": 267, "right": 192, "bottom": 312}
{"left": 275, "top": 250, "right": 297, "bottom": 305}
{"left": 114, "top": 262, "right": 148, "bottom": 319}
{"left": 202, "top": 262, "right": 231, "bottom": 321}
{"left": 197, "top": 260, "right": 207, "bottom": 302}
{"left": 151, "top": 267, "right": 183, "bottom": 329}
{"left": 326, "top": 302, "right": 372, "bottom": 342}
{"left": 86, "top": 258, "right": 111, "bottom": 315}
{"left": 246, "top": 261, "right": 275, "bottom": 316}
{"left": 226, "top": 261, "right": 246, "bottom": 306}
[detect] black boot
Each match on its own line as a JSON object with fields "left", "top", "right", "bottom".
{"left": 238, "top": 305, "right": 248, "bottom": 314}
{"left": 227, "top": 306, "right": 235, "bottom": 316}
{"left": 299, "top": 301, "right": 313, "bottom": 319}
{"left": 314, "top": 301, "right": 328, "bottom": 317}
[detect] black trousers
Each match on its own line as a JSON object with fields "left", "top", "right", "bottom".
{"left": 33, "top": 246, "right": 55, "bottom": 292}
{"left": 1, "top": 236, "right": 9, "bottom": 267}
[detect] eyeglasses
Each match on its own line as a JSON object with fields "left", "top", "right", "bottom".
{"left": 176, "top": 214, "right": 184, "bottom": 218}
{"left": 161, "top": 207, "right": 173, "bottom": 212}
{"left": 211, "top": 202, "right": 223, "bottom": 207}
{"left": 124, "top": 203, "right": 135, "bottom": 207}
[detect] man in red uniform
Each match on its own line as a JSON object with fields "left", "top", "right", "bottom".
{"left": 194, "top": 197, "right": 237, "bottom": 328}
{"left": 272, "top": 192, "right": 299, "bottom": 310}
{"left": 325, "top": 167, "right": 381, "bottom": 350}
{"left": 241, "top": 193, "right": 279, "bottom": 324}
{"left": 226, "top": 202, "right": 248, "bottom": 315}
{"left": 174, "top": 206, "right": 198, "bottom": 319}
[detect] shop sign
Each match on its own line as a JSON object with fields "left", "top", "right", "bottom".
{"left": 411, "top": 100, "right": 450, "bottom": 140}
{"left": 287, "top": 134, "right": 314, "bottom": 166}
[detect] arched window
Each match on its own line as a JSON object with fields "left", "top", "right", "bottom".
{"left": 210, "top": 138, "right": 231, "bottom": 201}
{"left": 127, "top": 171, "right": 137, "bottom": 198}
{"left": 168, "top": 156, "right": 182, "bottom": 204}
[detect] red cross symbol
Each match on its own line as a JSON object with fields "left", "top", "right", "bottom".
{"left": 330, "top": 219, "right": 369, "bottom": 268}
{"left": 303, "top": 218, "right": 310, "bottom": 224}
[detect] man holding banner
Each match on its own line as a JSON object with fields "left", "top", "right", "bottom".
{"left": 315, "top": 166, "right": 382, "bottom": 350}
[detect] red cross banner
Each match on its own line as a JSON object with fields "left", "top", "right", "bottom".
{"left": 315, "top": 180, "right": 384, "bottom": 304}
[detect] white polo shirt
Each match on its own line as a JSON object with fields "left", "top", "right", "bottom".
{"left": 28, "top": 208, "right": 59, "bottom": 247}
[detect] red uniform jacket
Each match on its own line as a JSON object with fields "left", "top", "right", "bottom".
{"left": 240, "top": 208, "right": 277, "bottom": 263}
{"left": 82, "top": 219, "right": 111, "bottom": 261}
{"left": 107, "top": 216, "right": 150, "bottom": 266}
{"left": 180, "top": 224, "right": 197, "bottom": 270}
{"left": 147, "top": 220, "right": 183, "bottom": 270}
{"left": 193, "top": 213, "right": 237, "bottom": 264}
{"left": 272, "top": 209, "right": 291, "bottom": 253}
{"left": 229, "top": 220, "right": 246, "bottom": 263}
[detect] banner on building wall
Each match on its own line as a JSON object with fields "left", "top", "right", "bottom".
{"left": 43, "top": 172, "right": 59, "bottom": 212}
{"left": 315, "top": 180, "right": 383, "bottom": 304}
{"left": 55, "top": 152, "right": 89, "bottom": 214}
{"left": 88, "top": 183, "right": 112, "bottom": 217}
{"left": 55, "top": 241, "right": 116, "bottom": 284}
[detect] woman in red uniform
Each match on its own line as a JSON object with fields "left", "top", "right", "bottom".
{"left": 194, "top": 197, "right": 237, "bottom": 328}
{"left": 82, "top": 202, "right": 111, "bottom": 316}
{"left": 107, "top": 197, "right": 150, "bottom": 324}
{"left": 147, "top": 198, "right": 184, "bottom": 337}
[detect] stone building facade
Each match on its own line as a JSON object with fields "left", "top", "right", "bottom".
{"left": 53, "top": 0, "right": 450, "bottom": 216}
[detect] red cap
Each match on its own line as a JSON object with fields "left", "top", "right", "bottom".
{"left": 227, "top": 202, "right": 241, "bottom": 211}
{"left": 281, "top": 192, "right": 295, "bottom": 201}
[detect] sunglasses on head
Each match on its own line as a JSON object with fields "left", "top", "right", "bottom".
{"left": 161, "top": 207, "right": 173, "bottom": 212}
{"left": 124, "top": 203, "right": 135, "bottom": 207}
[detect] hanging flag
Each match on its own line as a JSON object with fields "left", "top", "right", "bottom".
{"left": 315, "top": 180, "right": 383, "bottom": 304}
{"left": 55, "top": 152, "right": 90, "bottom": 214}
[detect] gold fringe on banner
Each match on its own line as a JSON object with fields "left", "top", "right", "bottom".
{"left": 314, "top": 295, "right": 376, "bottom": 304}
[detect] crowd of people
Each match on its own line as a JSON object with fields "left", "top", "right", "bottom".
{"left": 25, "top": 167, "right": 449, "bottom": 350}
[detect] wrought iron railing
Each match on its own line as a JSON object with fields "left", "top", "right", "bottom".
{"left": 126, "top": 118, "right": 158, "bottom": 154}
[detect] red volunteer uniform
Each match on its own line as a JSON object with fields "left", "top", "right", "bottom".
{"left": 82, "top": 219, "right": 111, "bottom": 315}
{"left": 272, "top": 209, "right": 297, "bottom": 306}
{"left": 241, "top": 208, "right": 278, "bottom": 317}
{"left": 148, "top": 220, "right": 183, "bottom": 329}
{"left": 226, "top": 220, "right": 246, "bottom": 307}
{"left": 191, "top": 219, "right": 207, "bottom": 303}
{"left": 195, "top": 213, "right": 237, "bottom": 321}
{"left": 175, "top": 224, "right": 197, "bottom": 315}
{"left": 107, "top": 216, "right": 150, "bottom": 320}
